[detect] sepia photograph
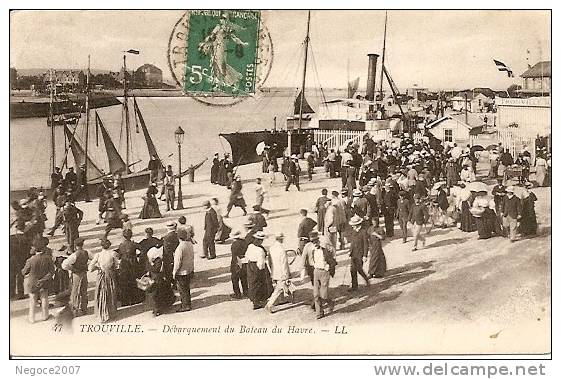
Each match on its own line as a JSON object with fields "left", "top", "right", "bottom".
{"left": 8, "top": 8, "right": 551, "bottom": 357}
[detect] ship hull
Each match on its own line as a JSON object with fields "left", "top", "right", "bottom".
{"left": 10, "top": 94, "right": 121, "bottom": 119}
{"left": 219, "top": 129, "right": 315, "bottom": 166}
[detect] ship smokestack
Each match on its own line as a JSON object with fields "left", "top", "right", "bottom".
{"left": 366, "top": 53, "right": 379, "bottom": 102}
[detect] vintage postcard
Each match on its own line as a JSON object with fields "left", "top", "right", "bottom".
{"left": 9, "top": 9, "right": 551, "bottom": 357}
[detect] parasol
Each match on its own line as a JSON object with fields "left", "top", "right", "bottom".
{"left": 467, "top": 181, "right": 488, "bottom": 193}
{"left": 512, "top": 186, "right": 529, "bottom": 199}
{"left": 255, "top": 141, "right": 266, "bottom": 156}
{"left": 485, "top": 144, "right": 498, "bottom": 151}
{"left": 432, "top": 181, "right": 446, "bottom": 191}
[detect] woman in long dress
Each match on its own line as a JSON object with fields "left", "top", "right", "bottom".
{"left": 117, "top": 229, "right": 144, "bottom": 306}
{"left": 535, "top": 155, "right": 548, "bottom": 187}
{"left": 367, "top": 226, "right": 387, "bottom": 278}
{"left": 460, "top": 190, "right": 477, "bottom": 232}
{"left": 89, "top": 239, "right": 119, "bottom": 323}
{"left": 146, "top": 246, "right": 175, "bottom": 317}
{"left": 519, "top": 191, "right": 538, "bottom": 236}
{"left": 139, "top": 183, "right": 162, "bottom": 219}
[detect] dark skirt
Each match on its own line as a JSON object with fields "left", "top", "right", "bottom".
{"left": 139, "top": 197, "right": 162, "bottom": 219}
{"left": 215, "top": 221, "right": 232, "bottom": 242}
{"left": 118, "top": 259, "right": 145, "bottom": 306}
{"left": 247, "top": 262, "right": 272, "bottom": 304}
{"left": 460, "top": 201, "right": 477, "bottom": 232}
{"left": 368, "top": 237, "right": 387, "bottom": 277}
{"left": 146, "top": 275, "right": 175, "bottom": 313}
{"left": 520, "top": 201, "right": 537, "bottom": 236}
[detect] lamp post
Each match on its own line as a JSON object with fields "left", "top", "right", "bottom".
{"left": 175, "top": 126, "right": 185, "bottom": 210}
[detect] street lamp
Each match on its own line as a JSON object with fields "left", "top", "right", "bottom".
{"left": 175, "top": 126, "right": 185, "bottom": 210}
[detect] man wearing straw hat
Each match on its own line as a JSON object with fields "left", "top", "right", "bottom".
{"left": 502, "top": 186, "right": 522, "bottom": 242}
{"left": 409, "top": 193, "right": 429, "bottom": 251}
{"left": 309, "top": 232, "right": 336, "bottom": 319}
{"left": 230, "top": 230, "right": 249, "bottom": 299}
{"left": 348, "top": 215, "right": 370, "bottom": 292}
{"left": 265, "top": 232, "right": 294, "bottom": 313}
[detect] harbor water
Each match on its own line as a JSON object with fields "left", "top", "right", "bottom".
{"left": 10, "top": 90, "right": 343, "bottom": 190}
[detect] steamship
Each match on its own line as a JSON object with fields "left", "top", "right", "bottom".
{"left": 220, "top": 11, "right": 406, "bottom": 166}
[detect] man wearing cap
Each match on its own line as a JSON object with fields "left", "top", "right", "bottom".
{"left": 163, "top": 169, "right": 176, "bottom": 211}
{"left": 21, "top": 236, "right": 55, "bottom": 323}
{"left": 226, "top": 176, "right": 248, "bottom": 217}
{"left": 382, "top": 182, "right": 398, "bottom": 237}
{"left": 61, "top": 237, "right": 89, "bottom": 316}
{"left": 323, "top": 198, "right": 338, "bottom": 248}
{"left": 51, "top": 167, "right": 63, "bottom": 191}
{"left": 62, "top": 201, "right": 83, "bottom": 253}
{"left": 230, "top": 230, "right": 249, "bottom": 299}
{"left": 309, "top": 233, "right": 336, "bottom": 319}
{"left": 265, "top": 233, "right": 293, "bottom": 313}
{"left": 203, "top": 200, "right": 219, "bottom": 259}
{"left": 285, "top": 155, "right": 301, "bottom": 191}
{"left": 65, "top": 167, "right": 78, "bottom": 192}
{"left": 76, "top": 163, "right": 90, "bottom": 202}
{"left": 297, "top": 209, "right": 317, "bottom": 256}
{"left": 502, "top": 187, "right": 522, "bottom": 242}
{"left": 173, "top": 228, "right": 195, "bottom": 312}
{"left": 348, "top": 215, "right": 370, "bottom": 291}
{"left": 331, "top": 191, "right": 347, "bottom": 249}
{"left": 10, "top": 222, "right": 30, "bottom": 300}
{"left": 163, "top": 221, "right": 180, "bottom": 280}
{"left": 397, "top": 191, "right": 411, "bottom": 243}
{"left": 409, "top": 193, "right": 429, "bottom": 251}
{"left": 245, "top": 231, "right": 271, "bottom": 310}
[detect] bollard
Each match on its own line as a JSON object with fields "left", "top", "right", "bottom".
{"left": 188, "top": 165, "right": 195, "bottom": 182}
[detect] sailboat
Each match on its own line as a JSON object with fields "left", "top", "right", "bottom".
{"left": 58, "top": 53, "right": 163, "bottom": 197}
{"left": 220, "top": 11, "right": 407, "bottom": 166}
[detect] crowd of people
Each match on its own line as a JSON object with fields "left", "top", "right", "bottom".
{"left": 10, "top": 131, "right": 549, "bottom": 324}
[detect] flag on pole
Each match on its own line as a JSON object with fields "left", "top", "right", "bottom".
{"left": 493, "top": 59, "right": 513, "bottom": 77}
{"left": 126, "top": 49, "right": 140, "bottom": 55}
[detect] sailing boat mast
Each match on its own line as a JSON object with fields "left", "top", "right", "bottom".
{"left": 378, "top": 11, "right": 388, "bottom": 117}
{"left": 49, "top": 69, "right": 55, "bottom": 173}
{"left": 297, "top": 10, "right": 311, "bottom": 131}
{"left": 84, "top": 55, "right": 91, "bottom": 180}
{"left": 123, "top": 53, "right": 131, "bottom": 173}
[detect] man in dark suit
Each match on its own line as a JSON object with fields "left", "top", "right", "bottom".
{"left": 230, "top": 230, "right": 249, "bottom": 299}
{"left": 65, "top": 167, "right": 78, "bottom": 192}
{"left": 10, "top": 223, "right": 30, "bottom": 299}
{"left": 382, "top": 182, "right": 398, "bottom": 237}
{"left": 502, "top": 186, "right": 522, "bottom": 242}
{"left": 162, "top": 222, "right": 179, "bottom": 280}
{"left": 21, "top": 236, "right": 55, "bottom": 323}
{"left": 285, "top": 155, "right": 301, "bottom": 191}
{"left": 396, "top": 191, "right": 411, "bottom": 243}
{"left": 348, "top": 215, "right": 370, "bottom": 292}
{"left": 315, "top": 189, "right": 329, "bottom": 234}
{"left": 297, "top": 209, "right": 317, "bottom": 254}
{"left": 203, "top": 200, "right": 219, "bottom": 259}
{"left": 51, "top": 167, "right": 63, "bottom": 191}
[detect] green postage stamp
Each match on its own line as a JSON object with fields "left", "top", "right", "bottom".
{"left": 184, "top": 10, "right": 261, "bottom": 96}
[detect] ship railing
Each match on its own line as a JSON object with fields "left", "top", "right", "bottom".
{"left": 314, "top": 129, "right": 368, "bottom": 152}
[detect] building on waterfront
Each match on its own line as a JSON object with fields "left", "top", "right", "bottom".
{"left": 425, "top": 113, "right": 485, "bottom": 147}
{"left": 518, "top": 61, "right": 551, "bottom": 97}
{"left": 43, "top": 70, "right": 85, "bottom": 90}
{"left": 495, "top": 96, "right": 551, "bottom": 136}
{"left": 136, "top": 64, "right": 163, "bottom": 88}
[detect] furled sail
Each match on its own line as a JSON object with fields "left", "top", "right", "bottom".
{"left": 63, "top": 124, "right": 104, "bottom": 181}
{"left": 293, "top": 90, "right": 315, "bottom": 115}
{"left": 96, "top": 111, "right": 127, "bottom": 174}
{"left": 348, "top": 77, "right": 360, "bottom": 99}
{"left": 133, "top": 97, "right": 164, "bottom": 179}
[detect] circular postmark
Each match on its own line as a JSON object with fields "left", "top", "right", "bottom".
{"left": 167, "top": 10, "right": 273, "bottom": 107}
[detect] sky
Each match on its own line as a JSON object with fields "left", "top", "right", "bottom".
{"left": 10, "top": 10, "right": 551, "bottom": 91}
